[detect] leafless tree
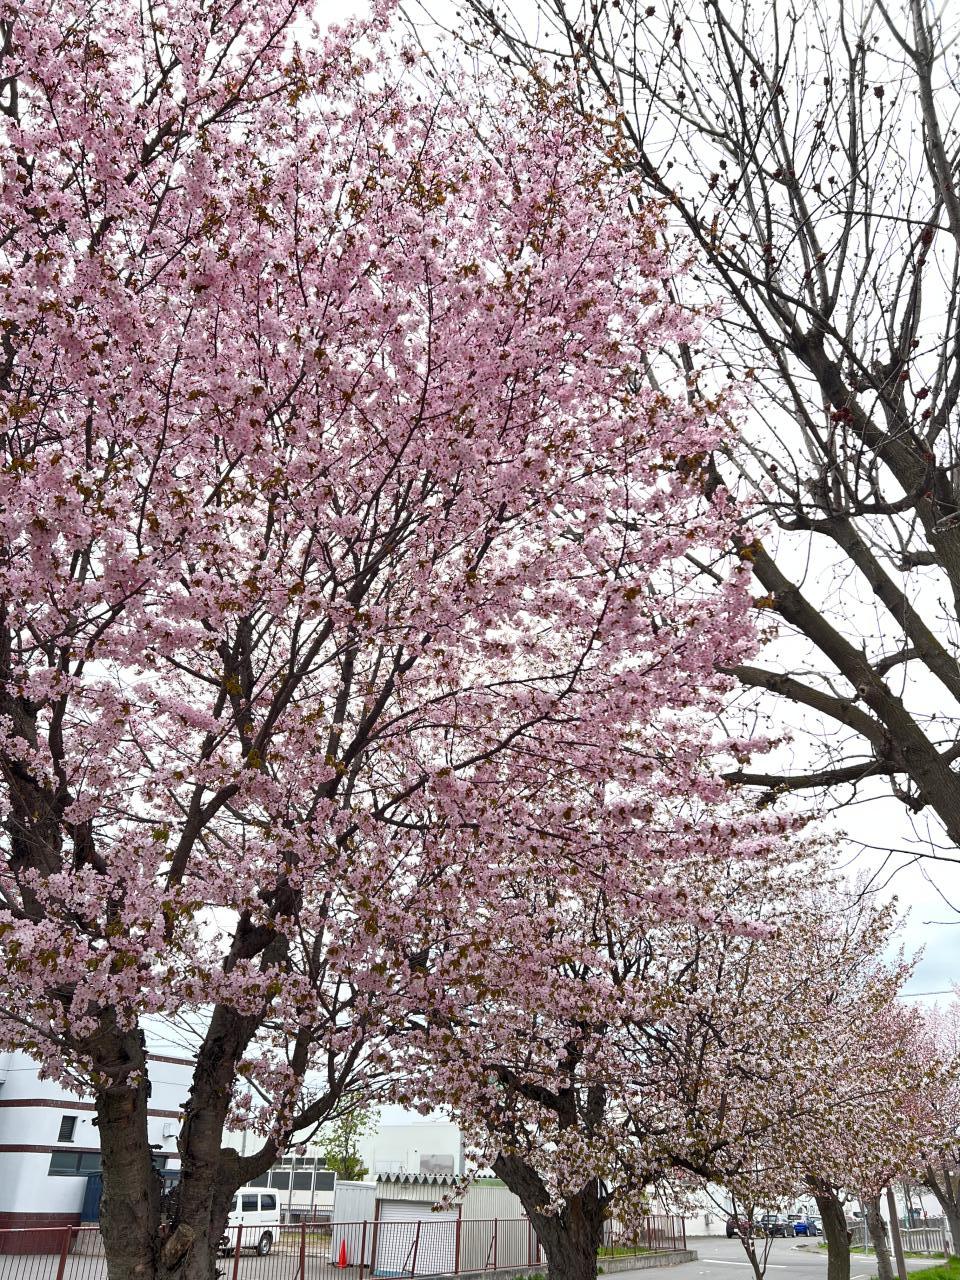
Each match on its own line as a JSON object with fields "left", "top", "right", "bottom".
{"left": 443, "top": 0, "right": 960, "bottom": 860}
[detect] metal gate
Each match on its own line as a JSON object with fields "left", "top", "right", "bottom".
{"left": 373, "top": 1203, "right": 458, "bottom": 1277}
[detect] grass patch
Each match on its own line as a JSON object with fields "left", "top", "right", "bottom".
{"left": 894, "top": 1260, "right": 960, "bottom": 1280}
{"left": 598, "top": 1246, "right": 652, "bottom": 1258}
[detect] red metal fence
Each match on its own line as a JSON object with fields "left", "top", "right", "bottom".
{"left": 0, "top": 1215, "right": 686, "bottom": 1280}
{"left": 602, "top": 1216, "right": 686, "bottom": 1255}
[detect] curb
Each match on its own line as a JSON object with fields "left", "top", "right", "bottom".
{"left": 433, "top": 1250, "right": 698, "bottom": 1280}
{"left": 598, "top": 1252, "right": 699, "bottom": 1274}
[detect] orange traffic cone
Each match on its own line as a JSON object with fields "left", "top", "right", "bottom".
{"left": 336, "top": 1240, "right": 348, "bottom": 1269}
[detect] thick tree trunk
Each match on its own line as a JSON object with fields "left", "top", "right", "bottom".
{"left": 164, "top": 1005, "right": 272, "bottom": 1280}
{"left": 92, "top": 1012, "right": 265, "bottom": 1280}
{"left": 98, "top": 1106, "right": 248, "bottom": 1280}
{"left": 493, "top": 1154, "right": 605, "bottom": 1280}
{"left": 810, "top": 1183, "right": 850, "bottom": 1280}
{"left": 864, "top": 1195, "right": 894, "bottom": 1280}
{"left": 95, "top": 1030, "right": 161, "bottom": 1280}
{"left": 922, "top": 1162, "right": 960, "bottom": 1257}
{"left": 944, "top": 1208, "right": 960, "bottom": 1259}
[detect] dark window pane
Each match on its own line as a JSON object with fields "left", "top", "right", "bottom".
{"left": 270, "top": 1172, "right": 290, "bottom": 1190}
{"left": 48, "top": 1151, "right": 102, "bottom": 1176}
{"left": 57, "top": 1117, "right": 77, "bottom": 1143}
{"left": 293, "top": 1172, "right": 312, "bottom": 1190}
{"left": 260, "top": 1196, "right": 277, "bottom": 1211}
{"left": 48, "top": 1152, "right": 80, "bottom": 1176}
{"left": 241, "top": 1196, "right": 258, "bottom": 1213}
{"left": 250, "top": 1173, "right": 270, "bottom": 1188}
{"left": 315, "top": 1172, "right": 336, "bottom": 1191}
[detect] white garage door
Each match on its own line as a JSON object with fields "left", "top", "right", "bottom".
{"left": 373, "top": 1201, "right": 458, "bottom": 1277}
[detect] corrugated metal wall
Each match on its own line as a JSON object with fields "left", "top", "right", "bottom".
{"left": 371, "top": 1180, "right": 534, "bottom": 1274}
{"left": 375, "top": 1182, "right": 449, "bottom": 1204}
{"left": 460, "top": 1186, "right": 524, "bottom": 1222}
{"left": 330, "top": 1181, "right": 378, "bottom": 1264}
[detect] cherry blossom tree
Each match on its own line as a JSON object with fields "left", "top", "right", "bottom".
{"left": 0, "top": 2, "right": 764, "bottom": 1279}
{"left": 405, "top": 846, "right": 863, "bottom": 1280}
{"left": 427, "top": 865, "right": 926, "bottom": 1280}
{"left": 691, "top": 903, "right": 926, "bottom": 1280}
{"left": 912, "top": 1002, "right": 960, "bottom": 1254}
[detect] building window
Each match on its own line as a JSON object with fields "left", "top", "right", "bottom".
{"left": 58, "top": 1116, "right": 77, "bottom": 1143}
{"left": 49, "top": 1151, "right": 101, "bottom": 1177}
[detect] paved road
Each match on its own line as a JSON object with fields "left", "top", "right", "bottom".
{"left": 632, "top": 1236, "right": 938, "bottom": 1280}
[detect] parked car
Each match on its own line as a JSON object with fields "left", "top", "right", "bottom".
{"left": 218, "top": 1188, "right": 281, "bottom": 1256}
{"left": 792, "top": 1218, "right": 821, "bottom": 1237}
{"left": 758, "top": 1215, "right": 791, "bottom": 1238}
{"left": 726, "top": 1216, "right": 765, "bottom": 1238}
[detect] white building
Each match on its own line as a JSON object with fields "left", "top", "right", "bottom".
{"left": 358, "top": 1120, "right": 464, "bottom": 1180}
{"left": 0, "top": 1050, "right": 464, "bottom": 1232}
{"left": 0, "top": 1047, "right": 189, "bottom": 1232}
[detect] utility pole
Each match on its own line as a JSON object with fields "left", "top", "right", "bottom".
{"left": 886, "top": 1187, "right": 908, "bottom": 1280}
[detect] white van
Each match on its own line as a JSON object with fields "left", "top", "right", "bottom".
{"left": 219, "top": 1188, "right": 282, "bottom": 1256}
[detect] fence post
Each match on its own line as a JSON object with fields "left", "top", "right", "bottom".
{"left": 454, "top": 1218, "right": 462, "bottom": 1275}
{"left": 299, "top": 1221, "right": 306, "bottom": 1280}
{"left": 359, "top": 1220, "right": 368, "bottom": 1280}
{"left": 54, "top": 1227, "right": 72, "bottom": 1280}
{"left": 410, "top": 1221, "right": 422, "bottom": 1278}
{"left": 232, "top": 1226, "right": 243, "bottom": 1280}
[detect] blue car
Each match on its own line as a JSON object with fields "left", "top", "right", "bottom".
{"left": 792, "top": 1219, "right": 821, "bottom": 1237}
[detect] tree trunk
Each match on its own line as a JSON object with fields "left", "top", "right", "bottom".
{"left": 92, "top": 1015, "right": 262, "bottom": 1280}
{"left": 95, "top": 1030, "right": 161, "bottom": 1280}
{"left": 737, "top": 1236, "right": 767, "bottom": 1280}
{"left": 864, "top": 1195, "right": 894, "bottom": 1280}
{"left": 493, "top": 1154, "right": 605, "bottom": 1280}
{"left": 944, "top": 1207, "right": 960, "bottom": 1259}
{"left": 810, "top": 1183, "right": 850, "bottom": 1280}
{"left": 923, "top": 1162, "right": 960, "bottom": 1257}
